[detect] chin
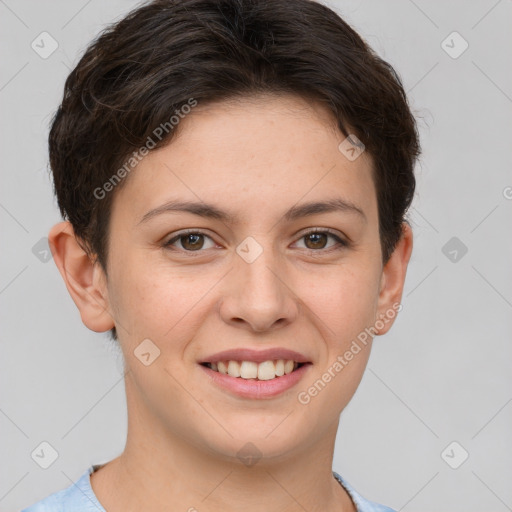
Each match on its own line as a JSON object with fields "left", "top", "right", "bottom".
{"left": 199, "top": 422, "right": 309, "bottom": 465}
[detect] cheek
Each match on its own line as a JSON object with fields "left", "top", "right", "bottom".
{"left": 292, "top": 267, "right": 379, "bottom": 430}
{"left": 299, "top": 261, "right": 381, "bottom": 347}
{"left": 111, "top": 261, "right": 218, "bottom": 343}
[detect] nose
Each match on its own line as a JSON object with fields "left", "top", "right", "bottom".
{"left": 219, "top": 244, "right": 299, "bottom": 333}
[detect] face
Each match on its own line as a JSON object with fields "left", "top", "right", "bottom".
{"left": 64, "top": 94, "right": 408, "bottom": 463}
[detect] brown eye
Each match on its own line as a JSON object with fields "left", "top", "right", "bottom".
{"left": 294, "top": 230, "right": 348, "bottom": 252}
{"left": 164, "top": 231, "right": 216, "bottom": 251}
{"left": 180, "top": 233, "right": 204, "bottom": 250}
{"left": 304, "top": 232, "right": 328, "bottom": 249}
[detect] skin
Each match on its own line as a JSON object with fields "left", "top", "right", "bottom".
{"left": 49, "top": 93, "right": 413, "bottom": 512}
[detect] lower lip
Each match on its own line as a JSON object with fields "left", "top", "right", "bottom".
{"left": 199, "top": 363, "right": 312, "bottom": 399}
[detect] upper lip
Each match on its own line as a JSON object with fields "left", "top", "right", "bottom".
{"left": 199, "top": 348, "right": 311, "bottom": 364}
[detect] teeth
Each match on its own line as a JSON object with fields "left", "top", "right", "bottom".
{"left": 207, "top": 359, "right": 301, "bottom": 380}
{"left": 284, "top": 360, "right": 295, "bottom": 374}
{"left": 227, "top": 360, "right": 241, "bottom": 377}
{"left": 240, "top": 361, "right": 258, "bottom": 379}
{"left": 258, "top": 360, "right": 276, "bottom": 381}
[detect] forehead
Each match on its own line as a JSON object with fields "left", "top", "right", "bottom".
{"left": 111, "top": 94, "right": 377, "bottom": 227}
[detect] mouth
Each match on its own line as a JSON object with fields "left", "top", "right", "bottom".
{"left": 197, "top": 348, "right": 312, "bottom": 399}
{"left": 200, "top": 360, "right": 310, "bottom": 381}
{"left": 199, "top": 359, "right": 312, "bottom": 399}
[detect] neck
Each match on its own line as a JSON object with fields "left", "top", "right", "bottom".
{"left": 90, "top": 374, "right": 356, "bottom": 512}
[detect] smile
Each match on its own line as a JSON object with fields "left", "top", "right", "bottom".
{"left": 199, "top": 360, "right": 312, "bottom": 399}
{"left": 201, "top": 360, "right": 307, "bottom": 381}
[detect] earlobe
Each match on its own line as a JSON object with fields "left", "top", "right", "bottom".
{"left": 374, "top": 222, "right": 413, "bottom": 336}
{"left": 48, "top": 221, "right": 115, "bottom": 333}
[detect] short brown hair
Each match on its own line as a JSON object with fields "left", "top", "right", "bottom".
{"left": 49, "top": 0, "right": 420, "bottom": 337}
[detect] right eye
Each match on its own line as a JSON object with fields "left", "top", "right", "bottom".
{"left": 163, "top": 230, "right": 217, "bottom": 252}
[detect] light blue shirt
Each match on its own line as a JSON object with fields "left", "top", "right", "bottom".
{"left": 21, "top": 465, "right": 396, "bottom": 511}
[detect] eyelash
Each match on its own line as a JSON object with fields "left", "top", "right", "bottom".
{"left": 162, "top": 228, "right": 350, "bottom": 255}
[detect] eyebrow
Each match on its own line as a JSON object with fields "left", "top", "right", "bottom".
{"left": 137, "top": 197, "right": 366, "bottom": 225}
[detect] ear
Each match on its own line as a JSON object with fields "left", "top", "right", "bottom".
{"left": 48, "top": 221, "right": 115, "bottom": 333}
{"left": 374, "top": 222, "right": 413, "bottom": 336}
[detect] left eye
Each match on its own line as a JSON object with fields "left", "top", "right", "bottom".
{"left": 293, "top": 231, "right": 345, "bottom": 250}
{"left": 163, "top": 230, "right": 346, "bottom": 252}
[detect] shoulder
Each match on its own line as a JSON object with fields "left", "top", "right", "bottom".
{"left": 21, "top": 466, "right": 105, "bottom": 512}
{"left": 333, "top": 471, "right": 396, "bottom": 512}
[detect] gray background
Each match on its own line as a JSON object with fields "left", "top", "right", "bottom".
{"left": 1, "top": 0, "right": 511, "bottom": 510}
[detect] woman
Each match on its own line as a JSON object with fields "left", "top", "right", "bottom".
{"left": 22, "top": 0, "right": 419, "bottom": 510}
